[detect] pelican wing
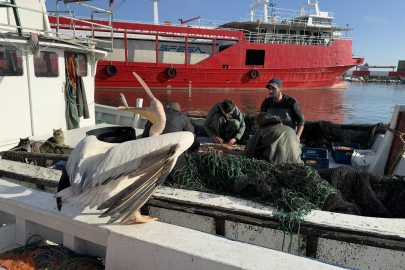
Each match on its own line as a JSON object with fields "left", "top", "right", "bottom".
{"left": 98, "top": 144, "right": 178, "bottom": 223}
{"left": 55, "top": 132, "right": 194, "bottom": 221}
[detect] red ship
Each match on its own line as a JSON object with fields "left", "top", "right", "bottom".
{"left": 50, "top": 0, "right": 364, "bottom": 90}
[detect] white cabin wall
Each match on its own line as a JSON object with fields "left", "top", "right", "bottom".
{"left": 27, "top": 47, "right": 66, "bottom": 136}
{"left": 0, "top": 1, "right": 15, "bottom": 33}
{"left": 0, "top": 0, "right": 47, "bottom": 34}
{"left": 0, "top": 44, "right": 32, "bottom": 144}
{"left": 26, "top": 48, "right": 96, "bottom": 137}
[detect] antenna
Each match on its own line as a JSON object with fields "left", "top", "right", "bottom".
{"left": 268, "top": 0, "right": 276, "bottom": 17}
{"left": 146, "top": 0, "right": 161, "bottom": 24}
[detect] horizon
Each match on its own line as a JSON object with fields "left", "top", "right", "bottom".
{"left": 45, "top": 0, "right": 405, "bottom": 71}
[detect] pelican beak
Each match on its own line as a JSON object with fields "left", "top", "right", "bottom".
{"left": 118, "top": 106, "right": 156, "bottom": 124}
{"left": 132, "top": 72, "right": 156, "bottom": 103}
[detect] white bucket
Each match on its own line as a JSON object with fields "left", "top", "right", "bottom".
{"left": 351, "top": 150, "right": 377, "bottom": 171}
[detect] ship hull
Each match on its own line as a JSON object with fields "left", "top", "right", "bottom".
{"left": 95, "top": 39, "right": 362, "bottom": 90}
{"left": 96, "top": 64, "right": 354, "bottom": 90}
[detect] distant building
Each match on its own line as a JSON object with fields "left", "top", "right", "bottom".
{"left": 360, "top": 63, "right": 369, "bottom": 71}
{"left": 398, "top": 61, "right": 405, "bottom": 72}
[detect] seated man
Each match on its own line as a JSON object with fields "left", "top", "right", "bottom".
{"left": 261, "top": 78, "right": 305, "bottom": 142}
{"left": 142, "top": 101, "right": 200, "bottom": 152}
{"left": 204, "top": 99, "right": 246, "bottom": 145}
{"left": 243, "top": 112, "right": 303, "bottom": 164}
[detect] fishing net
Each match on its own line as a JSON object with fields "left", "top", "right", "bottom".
{"left": 0, "top": 235, "right": 104, "bottom": 270}
{"left": 300, "top": 121, "right": 387, "bottom": 149}
{"left": 167, "top": 152, "right": 341, "bottom": 251}
{"left": 318, "top": 166, "right": 405, "bottom": 218}
{"left": 167, "top": 150, "right": 405, "bottom": 252}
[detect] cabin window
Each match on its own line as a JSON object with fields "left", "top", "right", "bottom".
{"left": 64, "top": 52, "right": 87, "bottom": 77}
{"left": 290, "top": 30, "right": 297, "bottom": 35}
{"left": 245, "top": 50, "right": 265, "bottom": 66}
{"left": 312, "top": 18, "right": 332, "bottom": 26}
{"left": 34, "top": 51, "right": 59, "bottom": 77}
{"left": 278, "top": 29, "right": 287, "bottom": 34}
{"left": 218, "top": 40, "right": 237, "bottom": 53}
{"left": 0, "top": 45, "right": 23, "bottom": 76}
{"left": 300, "top": 31, "right": 311, "bottom": 36}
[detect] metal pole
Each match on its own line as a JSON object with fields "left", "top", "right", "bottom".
{"left": 9, "top": 0, "right": 22, "bottom": 35}
{"left": 134, "top": 98, "right": 143, "bottom": 128}
{"left": 124, "top": 32, "right": 128, "bottom": 65}
{"left": 110, "top": 10, "right": 114, "bottom": 51}
{"left": 156, "top": 34, "right": 159, "bottom": 67}
{"left": 56, "top": 0, "right": 59, "bottom": 37}
{"left": 185, "top": 37, "right": 188, "bottom": 67}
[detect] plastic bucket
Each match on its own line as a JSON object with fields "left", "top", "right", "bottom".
{"left": 86, "top": 127, "right": 136, "bottom": 143}
{"left": 351, "top": 150, "right": 377, "bottom": 172}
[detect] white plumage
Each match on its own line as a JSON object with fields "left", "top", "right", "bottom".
{"left": 55, "top": 72, "right": 194, "bottom": 224}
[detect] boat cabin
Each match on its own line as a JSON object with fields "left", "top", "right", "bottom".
{"left": 0, "top": 0, "right": 108, "bottom": 151}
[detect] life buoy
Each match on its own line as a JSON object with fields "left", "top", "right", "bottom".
{"left": 167, "top": 67, "right": 177, "bottom": 78}
{"left": 250, "top": 69, "right": 259, "bottom": 79}
{"left": 272, "top": 19, "right": 277, "bottom": 24}
{"left": 106, "top": 65, "right": 118, "bottom": 76}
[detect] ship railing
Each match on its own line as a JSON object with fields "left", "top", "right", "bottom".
{"left": 0, "top": 1, "right": 113, "bottom": 51}
{"left": 245, "top": 32, "right": 348, "bottom": 46}
{"left": 241, "top": 7, "right": 335, "bottom": 23}
{"left": 239, "top": 7, "right": 340, "bottom": 28}
{"left": 74, "top": 16, "right": 246, "bottom": 33}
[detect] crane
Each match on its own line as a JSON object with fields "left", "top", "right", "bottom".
{"left": 179, "top": 16, "right": 200, "bottom": 26}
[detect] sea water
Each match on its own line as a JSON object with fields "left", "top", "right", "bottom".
{"left": 95, "top": 82, "right": 405, "bottom": 125}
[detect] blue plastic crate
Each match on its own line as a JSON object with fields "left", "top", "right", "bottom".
{"left": 301, "top": 147, "right": 329, "bottom": 169}
{"left": 332, "top": 142, "right": 361, "bottom": 164}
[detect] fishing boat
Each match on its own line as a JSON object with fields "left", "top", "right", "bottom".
{"left": 0, "top": 1, "right": 354, "bottom": 269}
{"left": 1, "top": 1, "right": 404, "bottom": 269}
{"left": 48, "top": 0, "right": 364, "bottom": 90}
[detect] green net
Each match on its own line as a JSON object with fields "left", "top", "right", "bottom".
{"left": 168, "top": 152, "right": 340, "bottom": 252}
{"left": 95, "top": 119, "right": 109, "bottom": 125}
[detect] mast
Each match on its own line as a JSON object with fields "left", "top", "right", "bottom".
{"left": 147, "top": 0, "right": 161, "bottom": 24}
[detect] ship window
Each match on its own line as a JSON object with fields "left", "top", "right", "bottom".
{"left": 218, "top": 40, "right": 237, "bottom": 53}
{"left": 312, "top": 18, "right": 332, "bottom": 26}
{"left": 300, "top": 31, "right": 311, "bottom": 36}
{"left": 245, "top": 50, "right": 265, "bottom": 66}
{"left": 64, "top": 52, "right": 87, "bottom": 77}
{"left": 279, "top": 29, "right": 287, "bottom": 34}
{"left": 127, "top": 39, "right": 156, "bottom": 63}
{"left": 290, "top": 30, "right": 296, "bottom": 35}
{"left": 34, "top": 51, "right": 59, "bottom": 77}
{"left": 0, "top": 45, "right": 23, "bottom": 76}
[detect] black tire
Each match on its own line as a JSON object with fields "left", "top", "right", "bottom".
{"left": 167, "top": 67, "right": 177, "bottom": 78}
{"left": 250, "top": 69, "right": 259, "bottom": 79}
{"left": 106, "top": 65, "right": 118, "bottom": 76}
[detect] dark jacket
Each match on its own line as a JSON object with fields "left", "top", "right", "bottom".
{"left": 203, "top": 100, "right": 246, "bottom": 140}
{"left": 142, "top": 108, "right": 200, "bottom": 152}
{"left": 243, "top": 114, "right": 303, "bottom": 164}
{"left": 260, "top": 94, "right": 305, "bottom": 130}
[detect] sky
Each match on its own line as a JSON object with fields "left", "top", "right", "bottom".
{"left": 45, "top": 0, "right": 405, "bottom": 70}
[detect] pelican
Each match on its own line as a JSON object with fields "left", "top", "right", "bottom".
{"left": 55, "top": 72, "right": 194, "bottom": 224}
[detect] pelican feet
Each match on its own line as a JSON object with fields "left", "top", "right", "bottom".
{"left": 124, "top": 211, "right": 158, "bottom": 225}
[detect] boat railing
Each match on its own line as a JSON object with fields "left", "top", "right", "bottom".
{"left": 245, "top": 32, "right": 348, "bottom": 46}
{"left": 240, "top": 7, "right": 338, "bottom": 28}
{"left": 76, "top": 16, "right": 246, "bottom": 33}
{"left": 0, "top": 1, "right": 113, "bottom": 51}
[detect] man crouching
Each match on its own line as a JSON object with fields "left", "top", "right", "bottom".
{"left": 243, "top": 112, "right": 303, "bottom": 164}
{"left": 204, "top": 99, "right": 246, "bottom": 145}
